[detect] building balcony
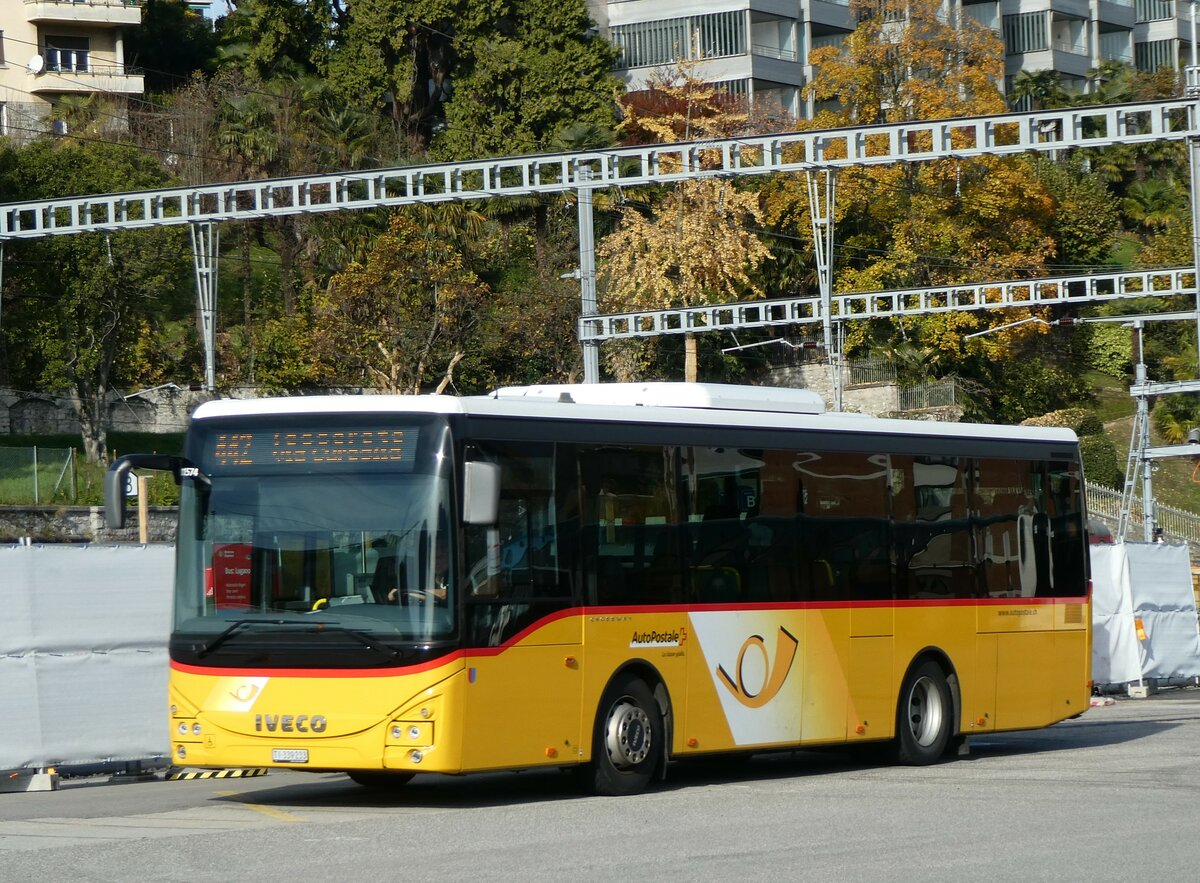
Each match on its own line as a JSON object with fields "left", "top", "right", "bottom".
{"left": 24, "top": 0, "right": 142, "bottom": 28}
{"left": 27, "top": 61, "right": 143, "bottom": 95}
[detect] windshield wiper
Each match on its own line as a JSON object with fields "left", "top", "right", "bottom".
{"left": 336, "top": 627, "right": 408, "bottom": 663}
{"left": 195, "top": 618, "right": 283, "bottom": 658}
{"left": 195, "top": 618, "right": 406, "bottom": 662}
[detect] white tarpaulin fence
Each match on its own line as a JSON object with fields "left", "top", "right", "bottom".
{"left": 1091, "top": 542, "right": 1200, "bottom": 687}
{"left": 0, "top": 544, "right": 174, "bottom": 772}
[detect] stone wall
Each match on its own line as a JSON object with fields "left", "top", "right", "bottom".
{"left": 0, "top": 386, "right": 208, "bottom": 436}
{"left": 763, "top": 364, "right": 963, "bottom": 421}
{"left": 0, "top": 506, "right": 176, "bottom": 544}
{"left": 0, "top": 385, "right": 385, "bottom": 438}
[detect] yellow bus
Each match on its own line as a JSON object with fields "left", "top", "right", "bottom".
{"left": 106, "top": 383, "right": 1091, "bottom": 795}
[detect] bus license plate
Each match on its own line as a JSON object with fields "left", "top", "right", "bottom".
{"left": 272, "top": 748, "right": 308, "bottom": 763}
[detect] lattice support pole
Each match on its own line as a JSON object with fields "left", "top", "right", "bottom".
{"left": 189, "top": 222, "right": 219, "bottom": 392}
{"left": 1118, "top": 321, "right": 1154, "bottom": 541}
{"left": 806, "top": 169, "right": 839, "bottom": 411}
{"left": 1190, "top": 112, "right": 1200, "bottom": 382}
{"left": 576, "top": 168, "right": 600, "bottom": 384}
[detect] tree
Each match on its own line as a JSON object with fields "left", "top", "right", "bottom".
{"left": 766, "top": 0, "right": 1089, "bottom": 413}
{"left": 1122, "top": 179, "right": 1183, "bottom": 237}
{"left": 218, "top": 0, "right": 324, "bottom": 81}
{"left": 0, "top": 142, "right": 190, "bottom": 463}
{"left": 1010, "top": 70, "right": 1069, "bottom": 111}
{"left": 598, "top": 71, "right": 772, "bottom": 382}
{"left": 432, "top": 0, "right": 621, "bottom": 159}
{"left": 323, "top": 0, "right": 620, "bottom": 154}
{"left": 311, "top": 214, "right": 488, "bottom": 392}
{"left": 126, "top": 0, "right": 219, "bottom": 93}
{"left": 805, "top": 0, "right": 1007, "bottom": 127}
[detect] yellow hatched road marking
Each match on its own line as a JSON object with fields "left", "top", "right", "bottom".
{"left": 215, "top": 791, "right": 304, "bottom": 823}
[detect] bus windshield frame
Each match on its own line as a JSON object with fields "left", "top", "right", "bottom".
{"left": 171, "top": 414, "right": 458, "bottom": 667}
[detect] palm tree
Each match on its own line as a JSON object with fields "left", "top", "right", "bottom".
{"left": 1009, "top": 70, "right": 1068, "bottom": 111}
{"left": 1122, "top": 179, "right": 1182, "bottom": 235}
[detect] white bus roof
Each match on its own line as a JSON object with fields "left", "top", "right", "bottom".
{"left": 489, "top": 382, "right": 825, "bottom": 414}
{"left": 188, "top": 383, "right": 1078, "bottom": 446}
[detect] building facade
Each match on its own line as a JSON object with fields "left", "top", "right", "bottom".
{"left": 588, "top": 0, "right": 1200, "bottom": 118}
{"left": 0, "top": 0, "right": 145, "bottom": 141}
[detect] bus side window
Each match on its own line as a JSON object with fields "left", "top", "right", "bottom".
{"left": 1046, "top": 462, "right": 1086, "bottom": 598}
{"left": 463, "top": 442, "right": 572, "bottom": 647}
{"left": 894, "top": 455, "right": 978, "bottom": 600}
{"left": 798, "top": 451, "right": 890, "bottom": 602}
{"left": 579, "top": 445, "right": 683, "bottom": 606}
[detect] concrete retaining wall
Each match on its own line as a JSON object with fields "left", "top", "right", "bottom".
{"left": 0, "top": 506, "right": 177, "bottom": 544}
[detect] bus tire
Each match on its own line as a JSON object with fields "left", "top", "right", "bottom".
{"left": 894, "top": 660, "right": 953, "bottom": 765}
{"left": 589, "top": 674, "right": 662, "bottom": 796}
{"left": 346, "top": 771, "right": 415, "bottom": 789}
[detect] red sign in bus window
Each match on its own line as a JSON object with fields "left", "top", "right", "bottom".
{"left": 212, "top": 543, "right": 253, "bottom": 609}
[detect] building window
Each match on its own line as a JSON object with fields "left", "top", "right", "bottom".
{"left": 961, "top": 3, "right": 1000, "bottom": 32}
{"left": 612, "top": 11, "right": 745, "bottom": 69}
{"left": 811, "top": 32, "right": 848, "bottom": 55}
{"left": 1135, "top": 0, "right": 1174, "bottom": 23}
{"left": 0, "top": 30, "right": 6, "bottom": 66}
{"left": 1100, "top": 31, "right": 1133, "bottom": 64}
{"left": 45, "top": 36, "right": 90, "bottom": 74}
{"left": 1135, "top": 38, "right": 1175, "bottom": 72}
{"left": 1003, "top": 12, "right": 1048, "bottom": 55}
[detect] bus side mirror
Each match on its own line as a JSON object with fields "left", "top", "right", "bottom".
{"left": 463, "top": 461, "right": 500, "bottom": 525}
{"left": 105, "top": 453, "right": 205, "bottom": 529}
{"left": 104, "top": 458, "right": 136, "bottom": 529}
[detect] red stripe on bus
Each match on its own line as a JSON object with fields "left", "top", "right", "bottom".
{"left": 169, "top": 595, "right": 1085, "bottom": 680}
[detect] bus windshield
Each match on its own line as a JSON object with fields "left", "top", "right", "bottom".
{"left": 173, "top": 418, "right": 456, "bottom": 661}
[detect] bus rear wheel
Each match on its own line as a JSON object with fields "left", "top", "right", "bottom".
{"left": 894, "top": 660, "right": 952, "bottom": 765}
{"left": 346, "top": 771, "right": 415, "bottom": 789}
{"left": 589, "top": 675, "right": 662, "bottom": 796}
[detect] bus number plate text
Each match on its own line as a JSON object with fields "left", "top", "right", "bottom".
{"left": 272, "top": 748, "right": 308, "bottom": 763}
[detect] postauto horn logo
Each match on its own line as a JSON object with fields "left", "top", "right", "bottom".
{"left": 716, "top": 627, "right": 799, "bottom": 709}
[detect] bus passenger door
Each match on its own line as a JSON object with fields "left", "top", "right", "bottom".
{"left": 459, "top": 441, "right": 584, "bottom": 771}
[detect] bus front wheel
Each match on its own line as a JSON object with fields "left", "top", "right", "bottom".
{"left": 589, "top": 675, "right": 662, "bottom": 796}
{"left": 894, "top": 660, "right": 952, "bottom": 765}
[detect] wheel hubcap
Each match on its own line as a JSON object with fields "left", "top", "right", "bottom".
{"left": 604, "top": 699, "right": 652, "bottom": 769}
{"left": 907, "top": 676, "right": 945, "bottom": 747}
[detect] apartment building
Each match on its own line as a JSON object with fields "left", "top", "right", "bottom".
{"left": 588, "top": 0, "right": 1200, "bottom": 119}
{"left": 0, "top": 0, "right": 145, "bottom": 141}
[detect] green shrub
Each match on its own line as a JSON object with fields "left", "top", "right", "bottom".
{"left": 1080, "top": 433, "right": 1123, "bottom": 489}
{"left": 1020, "top": 408, "right": 1104, "bottom": 436}
{"left": 1086, "top": 323, "right": 1132, "bottom": 377}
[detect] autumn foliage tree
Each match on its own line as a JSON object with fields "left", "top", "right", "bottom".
{"left": 763, "top": 0, "right": 1111, "bottom": 390}
{"left": 598, "top": 70, "right": 772, "bottom": 382}
{"left": 311, "top": 214, "right": 488, "bottom": 393}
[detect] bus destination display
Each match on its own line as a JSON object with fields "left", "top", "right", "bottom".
{"left": 211, "top": 427, "right": 417, "bottom": 469}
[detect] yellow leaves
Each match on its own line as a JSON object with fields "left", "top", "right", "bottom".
{"left": 806, "top": 0, "right": 1005, "bottom": 126}
{"left": 602, "top": 65, "right": 774, "bottom": 321}
{"left": 312, "top": 213, "right": 489, "bottom": 393}
{"left": 598, "top": 179, "right": 772, "bottom": 314}
{"left": 969, "top": 308, "right": 1054, "bottom": 362}
{"left": 620, "top": 58, "right": 750, "bottom": 147}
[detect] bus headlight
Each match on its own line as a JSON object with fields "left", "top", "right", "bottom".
{"left": 177, "top": 746, "right": 187, "bottom": 760}
{"left": 388, "top": 720, "right": 433, "bottom": 746}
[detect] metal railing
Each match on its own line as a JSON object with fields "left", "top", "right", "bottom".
{"left": 846, "top": 357, "right": 897, "bottom": 386}
{"left": 0, "top": 446, "right": 76, "bottom": 504}
{"left": 1053, "top": 41, "right": 1089, "bottom": 57}
{"left": 751, "top": 43, "right": 800, "bottom": 62}
{"left": 1086, "top": 482, "right": 1200, "bottom": 546}
{"left": 898, "top": 379, "right": 960, "bottom": 411}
